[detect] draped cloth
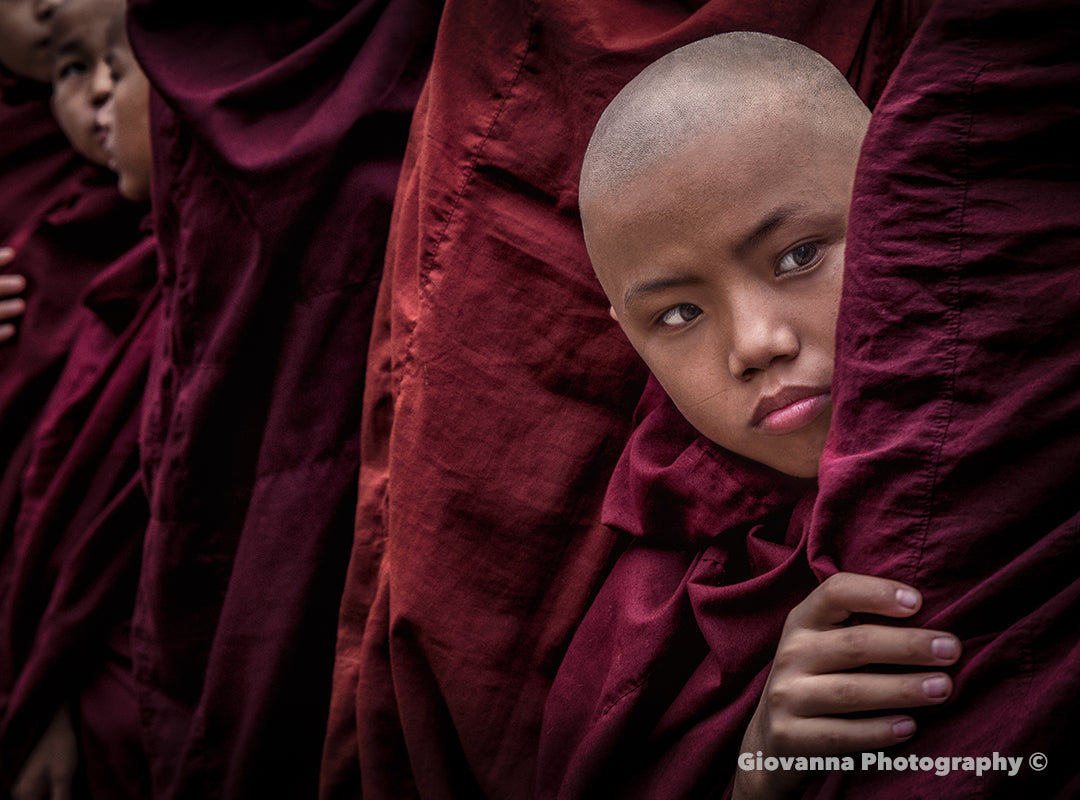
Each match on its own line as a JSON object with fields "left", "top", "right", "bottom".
{"left": 0, "top": 165, "right": 147, "bottom": 576}
{"left": 323, "top": 2, "right": 924, "bottom": 797}
{"left": 124, "top": 2, "right": 440, "bottom": 797}
{"left": 0, "top": 232, "right": 159, "bottom": 799}
{"left": 805, "top": 0, "right": 1080, "bottom": 795}
{"left": 538, "top": 378, "right": 817, "bottom": 799}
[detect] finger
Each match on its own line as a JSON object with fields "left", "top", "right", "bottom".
{"left": 0, "top": 246, "right": 14, "bottom": 267}
{"left": 787, "top": 623, "right": 961, "bottom": 673}
{"left": 772, "top": 714, "right": 917, "bottom": 757}
{"left": 0, "top": 323, "right": 16, "bottom": 342}
{"left": 0, "top": 297, "right": 27, "bottom": 320}
{"left": 784, "top": 671, "right": 953, "bottom": 716}
{"left": 0, "top": 272, "right": 26, "bottom": 293}
{"left": 787, "top": 572, "right": 922, "bottom": 629}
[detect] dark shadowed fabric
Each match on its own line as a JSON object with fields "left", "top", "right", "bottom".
{"left": 0, "top": 72, "right": 84, "bottom": 245}
{"left": 124, "top": 2, "right": 440, "bottom": 797}
{"left": 323, "top": 2, "right": 924, "bottom": 797}
{"left": 0, "top": 231, "right": 158, "bottom": 798}
{"left": 805, "top": 0, "right": 1080, "bottom": 796}
{"left": 0, "top": 166, "right": 147, "bottom": 567}
{"left": 538, "top": 377, "right": 817, "bottom": 799}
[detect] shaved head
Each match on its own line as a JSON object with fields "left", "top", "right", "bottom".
{"left": 580, "top": 32, "right": 869, "bottom": 209}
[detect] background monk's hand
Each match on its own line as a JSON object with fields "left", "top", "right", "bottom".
{"left": 0, "top": 247, "right": 27, "bottom": 343}
{"left": 11, "top": 705, "right": 78, "bottom": 800}
{"left": 732, "top": 572, "right": 961, "bottom": 800}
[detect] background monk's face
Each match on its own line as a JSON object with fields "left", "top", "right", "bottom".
{"left": 49, "top": 0, "right": 119, "bottom": 166}
{"left": 96, "top": 37, "right": 151, "bottom": 201}
{"left": 0, "top": 0, "right": 60, "bottom": 82}
{"left": 585, "top": 113, "right": 861, "bottom": 478}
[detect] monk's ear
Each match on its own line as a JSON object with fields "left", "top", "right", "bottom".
{"left": 609, "top": 305, "right": 619, "bottom": 322}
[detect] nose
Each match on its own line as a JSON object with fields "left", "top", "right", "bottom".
{"left": 95, "top": 95, "right": 114, "bottom": 137}
{"left": 32, "top": 0, "right": 61, "bottom": 22}
{"left": 90, "top": 62, "right": 112, "bottom": 109}
{"left": 726, "top": 294, "right": 800, "bottom": 380}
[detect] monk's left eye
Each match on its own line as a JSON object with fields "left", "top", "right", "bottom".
{"left": 776, "top": 243, "right": 822, "bottom": 275}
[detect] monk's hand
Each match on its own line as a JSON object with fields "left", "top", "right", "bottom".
{"left": 0, "top": 247, "right": 27, "bottom": 343}
{"left": 11, "top": 705, "right": 78, "bottom": 800}
{"left": 732, "top": 572, "right": 961, "bottom": 800}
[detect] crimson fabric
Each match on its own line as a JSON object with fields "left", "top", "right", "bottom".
{"left": 124, "top": 3, "right": 440, "bottom": 797}
{"left": 0, "top": 232, "right": 158, "bottom": 797}
{"left": 0, "top": 166, "right": 147, "bottom": 556}
{"left": 0, "top": 73, "right": 83, "bottom": 244}
{"left": 804, "top": 0, "right": 1080, "bottom": 795}
{"left": 324, "top": 2, "right": 923, "bottom": 798}
{"left": 538, "top": 377, "right": 817, "bottom": 799}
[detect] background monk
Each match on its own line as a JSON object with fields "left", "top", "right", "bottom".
{"left": 0, "top": 0, "right": 145, "bottom": 562}
{"left": 804, "top": 0, "right": 1080, "bottom": 795}
{"left": 537, "top": 33, "right": 961, "bottom": 800}
{"left": 0, "top": 0, "right": 83, "bottom": 244}
{"left": 0, "top": 2, "right": 157, "bottom": 798}
{"left": 323, "top": 2, "right": 929, "bottom": 797}
{"left": 122, "top": 2, "right": 441, "bottom": 796}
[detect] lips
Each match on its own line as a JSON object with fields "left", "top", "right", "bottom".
{"left": 752, "top": 385, "right": 831, "bottom": 434}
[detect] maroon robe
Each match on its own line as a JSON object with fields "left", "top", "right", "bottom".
{"left": 538, "top": 377, "right": 817, "bottom": 799}
{"left": 0, "top": 71, "right": 83, "bottom": 244}
{"left": 0, "top": 166, "right": 148, "bottom": 558}
{"left": 804, "top": 0, "right": 1080, "bottom": 795}
{"left": 123, "top": 2, "right": 440, "bottom": 797}
{"left": 0, "top": 231, "right": 158, "bottom": 798}
{"left": 324, "top": 2, "right": 926, "bottom": 797}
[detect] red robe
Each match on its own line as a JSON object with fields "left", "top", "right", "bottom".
{"left": 324, "top": 2, "right": 925, "bottom": 797}
{"left": 538, "top": 378, "right": 817, "bottom": 799}
{"left": 123, "top": 2, "right": 440, "bottom": 796}
{"left": 0, "top": 166, "right": 148, "bottom": 558}
{"left": 0, "top": 231, "right": 159, "bottom": 798}
{"left": 805, "top": 0, "right": 1080, "bottom": 795}
{"left": 0, "top": 72, "right": 83, "bottom": 244}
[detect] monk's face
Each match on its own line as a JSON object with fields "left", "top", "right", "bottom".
{"left": 96, "top": 38, "right": 151, "bottom": 201}
{"left": 49, "top": 0, "right": 119, "bottom": 166}
{"left": 585, "top": 113, "right": 861, "bottom": 478}
{"left": 0, "top": 0, "right": 61, "bottom": 83}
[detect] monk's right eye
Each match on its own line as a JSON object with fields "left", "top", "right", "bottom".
{"left": 57, "top": 60, "right": 86, "bottom": 80}
{"left": 658, "top": 303, "right": 702, "bottom": 329}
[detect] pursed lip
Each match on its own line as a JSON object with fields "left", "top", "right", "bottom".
{"left": 752, "top": 385, "right": 831, "bottom": 433}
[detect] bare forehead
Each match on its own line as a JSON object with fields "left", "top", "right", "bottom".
{"left": 52, "top": 0, "right": 122, "bottom": 37}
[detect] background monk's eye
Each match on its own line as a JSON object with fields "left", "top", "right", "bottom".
{"left": 776, "top": 243, "right": 822, "bottom": 275}
{"left": 57, "top": 60, "right": 87, "bottom": 80}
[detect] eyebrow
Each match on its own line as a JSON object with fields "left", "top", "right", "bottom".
{"left": 734, "top": 204, "right": 799, "bottom": 259}
{"left": 623, "top": 274, "right": 707, "bottom": 309}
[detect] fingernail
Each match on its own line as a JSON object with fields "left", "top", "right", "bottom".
{"left": 923, "top": 676, "right": 950, "bottom": 698}
{"left": 931, "top": 636, "right": 958, "bottom": 660}
{"left": 895, "top": 588, "right": 919, "bottom": 609}
{"left": 893, "top": 719, "right": 916, "bottom": 739}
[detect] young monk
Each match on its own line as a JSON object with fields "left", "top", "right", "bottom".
{"left": 538, "top": 33, "right": 963, "bottom": 800}
{"left": 0, "top": 2, "right": 157, "bottom": 798}
{"left": 0, "top": 0, "right": 145, "bottom": 529}
{"left": 0, "top": 0, "right": 81, "bottom": 245}
{"left": 324, "top": 2, "right": 930, "bottom": 795}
